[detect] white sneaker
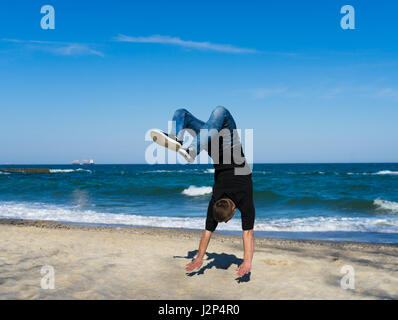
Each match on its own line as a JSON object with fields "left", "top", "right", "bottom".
{"left": 150, "top": 129, "right": 183, "bottom": 151}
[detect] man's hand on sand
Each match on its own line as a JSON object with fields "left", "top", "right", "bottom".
{"left": 236, "top": 260, "right": 251, "bottom": 277}
{"left": 185, "top": 258, "right": 203, "bottom": 272}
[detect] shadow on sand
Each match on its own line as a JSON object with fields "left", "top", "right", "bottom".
{"left": 174, "top": 250, "right": 251, "bottom": 283}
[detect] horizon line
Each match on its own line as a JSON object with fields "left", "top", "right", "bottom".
{"left": 1, "top": 162, "right": 398, "bottom": 166}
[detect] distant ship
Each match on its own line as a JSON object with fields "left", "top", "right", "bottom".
{"left": 82, "top": 159, "right": 95, "bottom": 165}
{"left": 72, "top": 159, "right": 94, "bottom": 165}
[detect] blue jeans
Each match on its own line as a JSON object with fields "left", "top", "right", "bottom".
{"left": 171, "top": 106, "right": 237, "bottom": 156}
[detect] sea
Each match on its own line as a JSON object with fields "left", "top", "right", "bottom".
{"left": 1, "top": 163, "right": 398, "bottom": 244}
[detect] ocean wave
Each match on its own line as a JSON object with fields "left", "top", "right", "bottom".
{"left": 256, "top": 170, "right": 398, "bottom": 176}
{"left": 287, "top": 171, "right": 327, "bottom": 175}
{"left": 347, "top": 172, "right": 373, "bottom": 176}
{"left": 374, "top": 170, "right": 398, "bottom": 175}
{"left": 49, "top": 169, "right": 75, "bottom": 173}
{"left": 253, "top": 216, "right": 398, "bottom": 233}
{"left": 0, "top": 171, "right": 11, "bottom": 175}
{"left": 182, "top": 185, "right": 212, "bottom": 196}
{"left": 347, "top": 170, "right": 398, "bottom": 176}
{"left": 374, "top": 199, "right": 398, "bottom": 213}
{"left": 50, "top": 169, "right": 92, "bottom": 173}
{"left": 283, "top": 197, "right": 398, "bottom": 214}
{"left": 1, "top": 201, "right": 398, "bottom": 233}
{"left": 254, "top": 189, "right": 283, "bottom": 201}
{"left": 0, "top": 202, "right": 202, "bottom": 228}
{"left": 145, "top": 170, "right": 187, "bottom": 173}
{"left": 204, "top": 169, "right": 215, "bottom": 173}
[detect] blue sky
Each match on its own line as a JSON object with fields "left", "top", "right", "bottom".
{"left": 1, "top": 0, "right": 397, "bottom": 164}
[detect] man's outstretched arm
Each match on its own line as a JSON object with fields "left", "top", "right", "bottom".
{"left": 185, "top": 230, "right": 212, "bottom": 271}
{"left": 237, "top": 229, "right": 254, "bottom": 277}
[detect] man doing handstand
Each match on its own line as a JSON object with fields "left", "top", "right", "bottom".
{"left": 152, "top": 106, "right": 255, "bottom": 277}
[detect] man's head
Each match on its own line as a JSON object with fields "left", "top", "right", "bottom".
{"left": 213, "top": 198, "right": 236, "bottom": 223}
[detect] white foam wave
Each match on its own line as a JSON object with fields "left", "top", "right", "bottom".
{"left": 49, "top": 169, "right": 92, "bottom": 173}
{"left": 1, "top": 201, "right": 398, "bottom": 233}
{"left": 253, "top": 216, "right": 398, "bottom": 233}
{"left": 182, "top": 185, "right": 212, "bottom": 196}
{"left": 50, "top": 169, "right": 75, "bottom": 173}
{"left": 374, "top": 198, "right": 398, "bottom": 213}
{"left": 146, "top": 170, "right": 182, "bottom": 173}
{"left": 283, "top": 170, "right": 398, "bottom": 176}
{"left": 145, "top": 169, "right": 197, "bottom": 173}
{"left": 0, "top": 201, "right": 207, "bottom": 229}
{"left": 204, "top": 169, "right": 215, "bottom": 173}
{"left": 374, "top": 170, "right": 398, "bottom": 175}
{"left": 0, "top": 171, "right": 10, "bottom": 175}
{"left": 347, "top": 170, "right": 398, "bottom": 176}
{"left": 77, "top": 169, "right": 92, "bottom": 173}
{"left": 287, "top": 171, "right": 326, "bottom": 175}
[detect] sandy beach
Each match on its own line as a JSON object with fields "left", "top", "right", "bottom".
{"left": 0, "top": 218, "right": 397, "bottom": 300}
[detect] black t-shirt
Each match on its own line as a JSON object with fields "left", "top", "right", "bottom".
{"left": 207, "top": 135, "right": 247, "bottom": 172}
{"left": 205, "top": 169, "right": 255, "bottom": 232}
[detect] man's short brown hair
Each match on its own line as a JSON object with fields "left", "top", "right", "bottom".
{"left": 213, "top": 198, "right": 235, "bottom": 222}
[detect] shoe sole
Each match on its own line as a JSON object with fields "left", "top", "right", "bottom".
{"left": 150, "top": 129, "right": 181, "bottom": 151}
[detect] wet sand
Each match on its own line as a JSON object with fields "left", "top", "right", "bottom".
{"left": 0, "top": 219, "right": 397, "bottom": 299}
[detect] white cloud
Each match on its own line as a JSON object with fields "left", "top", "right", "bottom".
{"left": 114, "top": 34, "right": 257, "bottom": 54}
{"left": 1, "top": 38, "right": 104, "bottom": 57}
{"left": 49, "top": 43, "right": 104, "bottom": 57}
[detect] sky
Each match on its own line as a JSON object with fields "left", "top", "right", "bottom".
{"left": 0, "top": 0, "right": 397, "bottom": 164}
